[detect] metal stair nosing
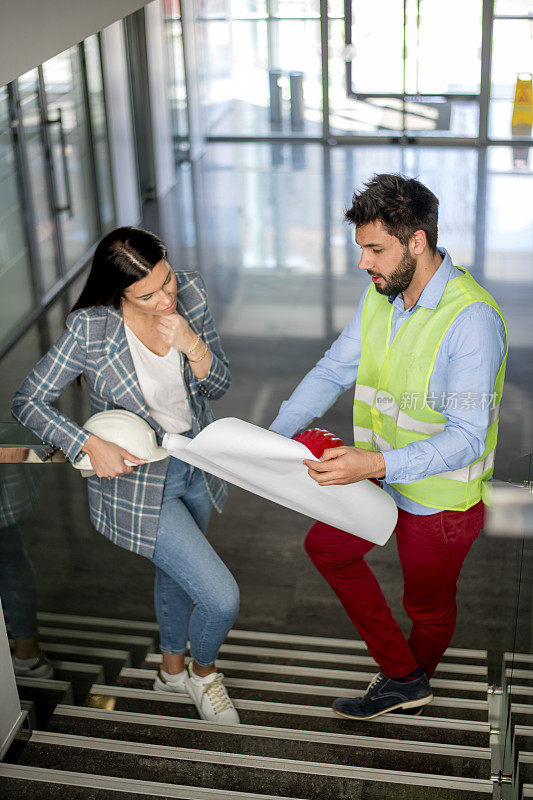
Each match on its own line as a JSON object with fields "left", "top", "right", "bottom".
{"left": 214, "top": 643, "right": 488, "bottom": 676}
{"left": 51, "top": 702, "right": 491, "bottom": 761}
{"left": 36, "top": 641, "right": 132, "bottom": 666}
{"left": 32, "top": 624, "right": 487, "bottom": 676}
{"left": 36, "top": 626, "right": 154, "bottom": 648}
{"left": 0, "top": 762, "right": 314, "bottom": 800}
{"left": 18, "top": 729, "right": 496, "bottom": 793}
{"left": 15, "top": 676, "right": 74, "bottom": 705}
{"left": 86, "top": 682, "right": 490, "bottom": 733}
{"left": 36, "top": 612, "right": 487, "bottom": 659}
{"left": 144, "top": 654, "right": 489, "bottom": 693}
{"left": 119, "top": 665, "right": 489, "bottom": 711}
{"left": 52, "top": 661, "right": 105, "bottom": 681}
{"left": 514, "top": 724, "right": 533, "bottom": 740}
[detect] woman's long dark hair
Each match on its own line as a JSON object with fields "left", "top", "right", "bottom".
{"left": 71, "top": 227, "right": 168, "bottom": 312}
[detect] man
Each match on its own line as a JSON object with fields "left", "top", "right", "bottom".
{"left": 269, "top": 174, "right": 507, "bottom": 719}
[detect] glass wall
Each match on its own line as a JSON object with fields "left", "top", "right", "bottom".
{"left": 162, "top": 0, "right": 189, "bottom": 155}
{"left": 0, "top": 38, "right": 115, "bottom": 355}
{"left": 491, "top": 1, "right": 533, "bottom": 145}
{"left": 159, "top": 0, "right": 532, "bottom": 145}
{"left": 0, "top": 88, "right": 35, "bottom": 344}
{"left": 42, "top": 47, "right": 99, "bottom": 268}
{"left": 195, "top": 0, "right": 323, "bottom": 137}
{"left": 330, "top": 0, "right": 482, "bottom": 138}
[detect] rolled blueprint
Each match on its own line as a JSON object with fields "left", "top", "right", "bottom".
{"left": 163, "top": 418, "right": 397, "bottom": 546}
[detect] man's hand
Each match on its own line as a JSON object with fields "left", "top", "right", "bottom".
{"left": 303, "top": 446, "right": 386, "bottom": 486}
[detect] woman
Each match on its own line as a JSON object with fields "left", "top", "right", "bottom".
{"left": 12, "top": 227, "right": 240, "bottom": 725}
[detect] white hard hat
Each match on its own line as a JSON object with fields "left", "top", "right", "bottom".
{"left": 73, "top": 410, "right": 169, "bottom": 473}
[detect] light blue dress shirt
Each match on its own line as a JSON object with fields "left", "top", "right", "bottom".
{"left": 270, "top": 250, "right": 507, "bottom": 515}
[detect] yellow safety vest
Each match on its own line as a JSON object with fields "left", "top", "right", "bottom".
{"left": 353, "top": 268, "right": 508, "bottom": 511}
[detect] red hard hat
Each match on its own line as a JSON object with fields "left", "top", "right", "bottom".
{"left": 292, "top": 428, "right": 345, "bottom": 459}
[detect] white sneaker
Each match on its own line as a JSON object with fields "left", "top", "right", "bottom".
{"left": 153, "top": 667, "right": 188, "bottom": 694}
{"left": 185, "top": 663, "right": 240, "bottom": 725}
{"left": 12, "top": 652, "right": 54, "bottom": 679}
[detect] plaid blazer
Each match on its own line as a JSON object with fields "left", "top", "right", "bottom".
{"left": 11, "top": 270, "right": 231, "bottom": 557}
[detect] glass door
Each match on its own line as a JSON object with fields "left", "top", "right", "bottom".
{"left": 41, "top": 47, "right": 99, "bottom": 268}
{"left": 0, "top": 39, "right": 116, "bottom": 357}
{"left": 16, "top": 68, "right": 63, "bottom": 293}
{"left": 0, "top": 87, "right": 36, "bottom": 342}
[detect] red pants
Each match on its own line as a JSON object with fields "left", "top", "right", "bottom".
{"left": 304, "top": 499, "right": 485, "bottom": 679}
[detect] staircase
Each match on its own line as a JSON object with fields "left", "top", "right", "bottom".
{"left": 1, "top": 613, "right": 532, "bottom": 798}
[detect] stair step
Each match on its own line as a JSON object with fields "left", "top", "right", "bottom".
{"left": 118, "top": 667, "right": 489, "bottom": 721}
{"left": 15, "top": 677, "right": 73, "bottom": 730}
{"left": 36, "top": 627, "right": 153, "bottom": 667}
{"left": 37, "top": 613, "right": 487, "bottom": 661}
{"left": 520, "top": 751, "right": 533, "bottom": 785}
{"left": 144, "top": 654, "right": 488, "bottom": 698}
{"left": 0, "top": 762, "right": 312, "bottom": 799}
{"left": 39, "top": 642, "right": 131, "bottom": 682}
{"left": 15, "top": 730, "right": 494, "bottom": 799}
{"left": 48, "top": 703, "right": 491, "bottom": 779}
{"left": 51, "top": 661, "right": 105, "bottom": 704}
{"left": 86, "top": 683, "right": 490, "bottom": 747}
{"left": 33, "top": 620, "right": 486, "bottom": 678}
{"left": 515, "top": 725, "right": 533, "bottom": 755}
{"left": 214, "top": 644, "right": 487, "bottom": 676}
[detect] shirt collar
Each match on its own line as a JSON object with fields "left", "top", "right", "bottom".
{"left": 388, "top": 248, "right": 455, "bottom": 311}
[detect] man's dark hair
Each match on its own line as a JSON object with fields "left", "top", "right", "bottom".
{"left": 345, "top": 174, "right": 439, "bottom": 252}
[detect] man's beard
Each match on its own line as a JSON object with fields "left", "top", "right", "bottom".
{"left": 373, "top": 247, "right": 417, "bottom": 296}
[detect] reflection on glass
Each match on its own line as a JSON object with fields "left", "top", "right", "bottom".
{"left": 197, "top": 2, "right": 322, "bottom": 136}
{"left": 495, "top": 0, "right": 533, "bottom": 12}
{"left": 486, "top": 146, "right": 533, "bottom": 282}
{"left": 162, "top": 0, "right": 189, "bottom": 151}
{"left": 42, "top": 47, "right": 98, "bottom": 267}
{"left": 205, "top": 143, "right": 328, "bottom": 337}
{"left": 0, "top": 87, "right": 34, "bottom": 344}
{"left": 490, "top": 19, "right": 533, "bottom": 140}
{"left": 17, "top": 69, "right": 60, "bottom": 292}
{"left": 329, "top": 0, "right": 482, "bottom": 137}
{"left": 84, "top": 35, "right": 115, "bottom": 233}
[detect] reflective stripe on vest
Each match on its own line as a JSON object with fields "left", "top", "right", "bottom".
{"left": 354, "top": 383, "right": 501, "bottom": 435}
{"left": 353, "top": 267, "right": 508, "bottom": 511}
{"left": 355, "top": 425, "right": 496, "bottom": 482}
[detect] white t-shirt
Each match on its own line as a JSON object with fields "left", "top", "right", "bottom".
{"left": 124, "top": 325, "right": 193, "bottom": 434}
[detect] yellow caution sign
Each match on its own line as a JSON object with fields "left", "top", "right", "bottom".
{"left": 512, "top": 73, "right": 533, "bottom": 129}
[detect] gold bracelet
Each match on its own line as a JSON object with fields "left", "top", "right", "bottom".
{"left": 187, "top": 333, "right": 201, "bottom": 354}
{"left": 188, "top": 342, "right": 209, "bottom": 363}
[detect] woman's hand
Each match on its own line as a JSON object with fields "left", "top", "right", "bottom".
{"left": 81, "top": 435, "right": 147, "bottom": 478}
{"left": 156, "top": 313, "right": 197, "bottom": 353}
{"left": 157, "top": 312, "right": 213, "bottom": 379}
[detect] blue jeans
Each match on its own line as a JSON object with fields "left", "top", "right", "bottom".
{"left": 149, "top": 455, "right": 239, "bottom": 666}
{"left": 0, "top": 523, "right": 38, "bottom": 639}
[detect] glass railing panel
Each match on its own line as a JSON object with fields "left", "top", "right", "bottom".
{"left": 485, "top": 454, "right": 533, "bottom": 793}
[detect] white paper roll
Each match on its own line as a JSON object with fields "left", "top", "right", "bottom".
{"left": 164, "top": 418, "right": 397, "bottom": 546}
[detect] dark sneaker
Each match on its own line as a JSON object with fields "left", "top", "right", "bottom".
{"left": 332, "top": 671, "right": 433, "bottom": 720}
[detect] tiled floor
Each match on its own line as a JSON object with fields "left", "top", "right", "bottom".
{"left": 1, "top": 143, "right": 532, "bottom": 674}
